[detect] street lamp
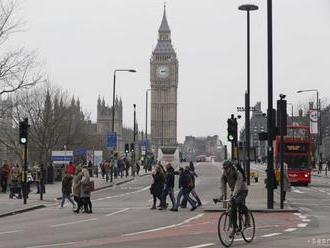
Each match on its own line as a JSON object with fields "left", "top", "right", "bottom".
{"left": 133, "top": 104, "right": 137, "bottom": 176}
{"left": 297, "top": 89, "right": 321, "bottom": 160}
{"left": 112, "top": 69, "right": 136, "bottom": 134}
{"left": 145, "top": 89, "right": 152, "bottom": 143}
{"left": 238, "top": 3, "right": 258, "bottom": 186}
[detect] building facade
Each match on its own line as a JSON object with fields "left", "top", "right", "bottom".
{"left": 150, "top": 7, "right": 178, "bottom": 147}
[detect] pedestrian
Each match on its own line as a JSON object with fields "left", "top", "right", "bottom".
{"left": 181, "top": 165, "right": 202, "bottom": 207}
{"left": 283, "top": 162, "right": 291, "bottom": 201}
{"left": 159, "top": 163, "right": 175, "bottom": 210}
{"left": 100, "top": 161, "right": 106, "bottom": 179}
{"left": 0, "top": 161, "right": 10, "bottom": 193}
{"left": 318, "top": 160, "right": 323, "bottom": 174}
{"left": 59, "top": 171, "right": 75, "bottom": 208}
{"left": 66, "top": 161, "right": 75, "bottom": 176}
{"left": 136, "top": 161, "right": 140, "bottom": 176}
{"left": 105, "top": 160, "right": 111, "bottom": 182}
{"left": 125, "top": 158, "right": 130, "bottom": 178}
{"left": 118, "top": 158, "right": 125, "bottom": 178}
{"left": 327, "top": 160, "right": 330, "bottom": 173}
{"left": 150, "top": 163, "right": 165, "bottom": 209}
{"left": 73, "top": 166, "right": 82, "bottom": 213}
{"left": 80, "top": 166, "right": 93, "bottom": 213}
{"left": 170, "top": 167, "right": 197, "bottom": 212}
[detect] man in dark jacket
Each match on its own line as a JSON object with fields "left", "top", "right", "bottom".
{"left": 170, "top": 167, "right": 197, "bottom": 212}
{"left": 159, "top": 163, "right": 175, "bottom": 210}
{"left": 59, "top": 172, "right": 75, "bottom": 208}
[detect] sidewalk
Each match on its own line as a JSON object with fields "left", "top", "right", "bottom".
{"left": 205, "top": 173, "right": 298, "bottom": 213}
{"left": 0, "top": 171, "right": 151, "bottom": 218}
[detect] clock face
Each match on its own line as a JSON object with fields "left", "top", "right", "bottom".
{"left": 157, "top": 65, "right": 170, "bottom": 79}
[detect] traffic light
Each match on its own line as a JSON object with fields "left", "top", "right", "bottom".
{"left": 125, "top": 143, "right": 129, "bottom": 153}
{"left": 227, "top": 115, "right": 238, "bottom": 144}
{"left": 130, "top": 143, "right": 134, "bottom": 152}
{"left": 277, "top": 99, "right": 287, "bottom": 136}
{"left": 19, "top": 118, "right": 29, "bottom": 144}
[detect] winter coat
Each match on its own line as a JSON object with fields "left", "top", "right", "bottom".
{"left": 164, "top": 166, "right": 175, "bottom": 188}
{"left": 283, "top": 163, "right": 291, "bottom": 192}
{"left": 73, "top": 173, "right": 82, "bottom": 197}
{"left": 179, "top": 170, "right": 193, "bottom": 189}
{"left": 150, "top": 171, "right": 165, "bottom": 197}
{"left": 80, "top": 168, "right": 91, "bottom": 198}
{"left": 62, "top": 174, "right": 73, "bottom": 194}
{"left": 221, "top": 167, "right": 248, "bottom": 197}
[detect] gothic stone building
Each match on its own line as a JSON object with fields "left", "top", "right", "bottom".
{"left": 150, "top": 7, "right": 178, "bottom": 148}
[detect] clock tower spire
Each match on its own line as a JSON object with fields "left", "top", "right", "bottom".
{"left": 150, "top": 6, "right": 178, "bottom": 148}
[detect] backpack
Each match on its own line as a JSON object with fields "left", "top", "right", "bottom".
{"left": 234, "top": 164, "right": 247, "bottom": 182}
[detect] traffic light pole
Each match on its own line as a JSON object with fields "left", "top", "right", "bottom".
{"left": 23, "top": 142, "right": 28, "bottom": 204}
{"left": 267, "top": 0, "right": 274, "bottom": 209}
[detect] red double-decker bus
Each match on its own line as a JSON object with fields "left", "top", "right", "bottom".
{"left": 274, "top": 125, "right": 312, "bottom": 186}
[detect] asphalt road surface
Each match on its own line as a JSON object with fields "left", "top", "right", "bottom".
{"left": 0, "top": 162, "right": 329, "bottom": 248}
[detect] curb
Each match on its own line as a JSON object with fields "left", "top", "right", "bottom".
{"left": 0, "top": 205, "right": 46, "bottom": 218}
{"left": 204, "top": 208, "right": 300, "bottom": 213}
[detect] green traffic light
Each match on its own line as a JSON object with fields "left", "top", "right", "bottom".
{"left": 227, "top": 134, "right": 234, "bottom": 141}
{"left": 20, "top": 137, "right": 27, "bottom": 144}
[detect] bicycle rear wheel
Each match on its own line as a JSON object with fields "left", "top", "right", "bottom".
{"left": 218, "top": 212, "right": 234, "bottom": 247}
{"left": 241, "top": 210, "right": 255, "bottom": 243}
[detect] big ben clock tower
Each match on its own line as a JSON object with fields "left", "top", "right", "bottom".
{"left": 150, "top": 5, "right": 178, "bottom": 147}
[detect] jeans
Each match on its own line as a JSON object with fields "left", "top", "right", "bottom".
{"left": 229, "top": 190, "right": 248, "bottom": 228}
{"left": 175, "top": 187, "right": 196, "bottom": 209}
{"left": 161, "top": 186, "right": 175, "bottom": 208}
{"left": 61, "top": 193, "right": 75, "bottom": 208}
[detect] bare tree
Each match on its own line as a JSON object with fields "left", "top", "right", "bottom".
{"left": 0, "top": 0, "right": 43, "bottom": 96}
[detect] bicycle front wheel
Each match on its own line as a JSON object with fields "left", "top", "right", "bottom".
{"left": 218, "top": 212, "right": 234, "bottom": 247}
{"left": 241, "top": 210, "right": 255, "bottom": 243}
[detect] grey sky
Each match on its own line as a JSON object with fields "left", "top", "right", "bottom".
{"left": 12, "top": 0, "right": 330, "bottom": 144}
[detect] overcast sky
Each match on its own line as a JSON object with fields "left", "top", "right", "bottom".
{"left": 11, "top": 0, "right": 330, "bottom": 144}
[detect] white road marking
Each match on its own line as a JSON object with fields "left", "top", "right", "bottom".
{"left": 302, "top": 219, "right": 311, "bottom": 222}
{"left": 96, "top": 186, "right": 149, "bottom": 201}
{"left": 284, "top": 228, "right": 297, "bottom": 232}
{"left": 50, "top": 218, "right": 97, "bottom": 228}
{"left": 183, "top": 243, "right": 215, "bottom": 248}
{"left": 25, "top": 242, "right": 78, "bottom": 248}
{"left": 261, "top": 233, "right": 282, "bottom": 237}
{"left": 234, "top": 238, "right": 245, "bottom": 242}
{"left": 122, "top": 213, "right": 205, "bottom": 236}
{"left": 0, "top": 230, "right": 23, "bottom": 235}
{"left": 297, "top": 223, "right": 308, "bottom": 227}
{"left": 293, "top": 189, "right": 304, "bottom": 194}
{"left": 106, "top": 208, "right": 130, "bottom": 217}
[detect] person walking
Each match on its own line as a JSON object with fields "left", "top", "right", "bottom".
{"left": 181, "top": 165, "right": 202, "bottom": 207}
{"left": 170, "top": 167, "right": 197, "bottom": 212}
{"left": 80, "top": 166, "right": 93, "bottom": 213}
{"left": 283, "top": 162, "right": 291, "bottom": 201}
{"left": 125, "top": 158, "right": 130, "bottom": 178}
{"left": 59, "top": 171, "right": 75, "bottom": 208}
{"left": 150, "top": 163, "right": 165, "bottom": 209}
{"left": 159, "top": 163, "right": 175, "bottom": 210}
{"left": 0, "top": 161, "right": 10, "bottom": 193}
{"left": 73, "top": 166, "right": 82, "bottom": 212}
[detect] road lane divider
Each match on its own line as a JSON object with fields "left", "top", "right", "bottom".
{"left": 0, "top": 230, "right": 23, "bottom": 235}
{"left": 25, "top": 241, "right": 78, "bottom": 248}
{"left": 106, "top": 208, "right": 130, "bottom": 217}
{"left": 50, "top": 218, "right": 97, "bottom": 228}
{"left": 122, "top": 213, "right": 204, "bottom": 237}
{"left": 183, "top": 243, "right": 215, "bottom": 248}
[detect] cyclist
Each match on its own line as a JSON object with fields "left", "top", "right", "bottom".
{"left": 216, "top": 160, "right": 250, "bottom": 238}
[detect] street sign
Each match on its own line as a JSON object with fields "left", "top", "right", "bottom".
{"left": 143, "top": 139, "right": 149, "bottom": 147}
{"left": 52, "top": 151, "right": 73, "bottom": 164}
{"left": 107, "top": 132, "right": 117, "bottom": 149}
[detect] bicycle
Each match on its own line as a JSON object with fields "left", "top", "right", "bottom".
{"left": 214, "top": 198, "right": 255, "bottom": 247}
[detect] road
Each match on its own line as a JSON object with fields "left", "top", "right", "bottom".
{"left": 0, "top": 162, "right": 329, "bottom": 248}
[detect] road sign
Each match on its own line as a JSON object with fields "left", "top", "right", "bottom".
{"left": 52, "top": 151, "right": 73, "bottom": 164}
{"left": 107, "top": 132, "right": 117, "bottom": 149}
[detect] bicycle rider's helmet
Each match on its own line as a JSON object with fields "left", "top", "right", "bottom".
{"left": 223, "top": 160, "right": 233, "bottom": 169}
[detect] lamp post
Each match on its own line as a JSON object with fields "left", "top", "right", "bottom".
{"left": 133, "top": 104, "right": 137, "bottom": 176}
{"left": 266, "top": 0, "right": 275, "bottom": 209}
{"left": 112, "top": 69, "right": 136, "bottom": 134}
{"left": 238, "top": 4, "right": 258, "bottom": 186}
{"left": 145, "top": 89, "right": 152, "bottom": 145}
{"left": 297, "top": 89, "right": 321, "bottom": 160}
